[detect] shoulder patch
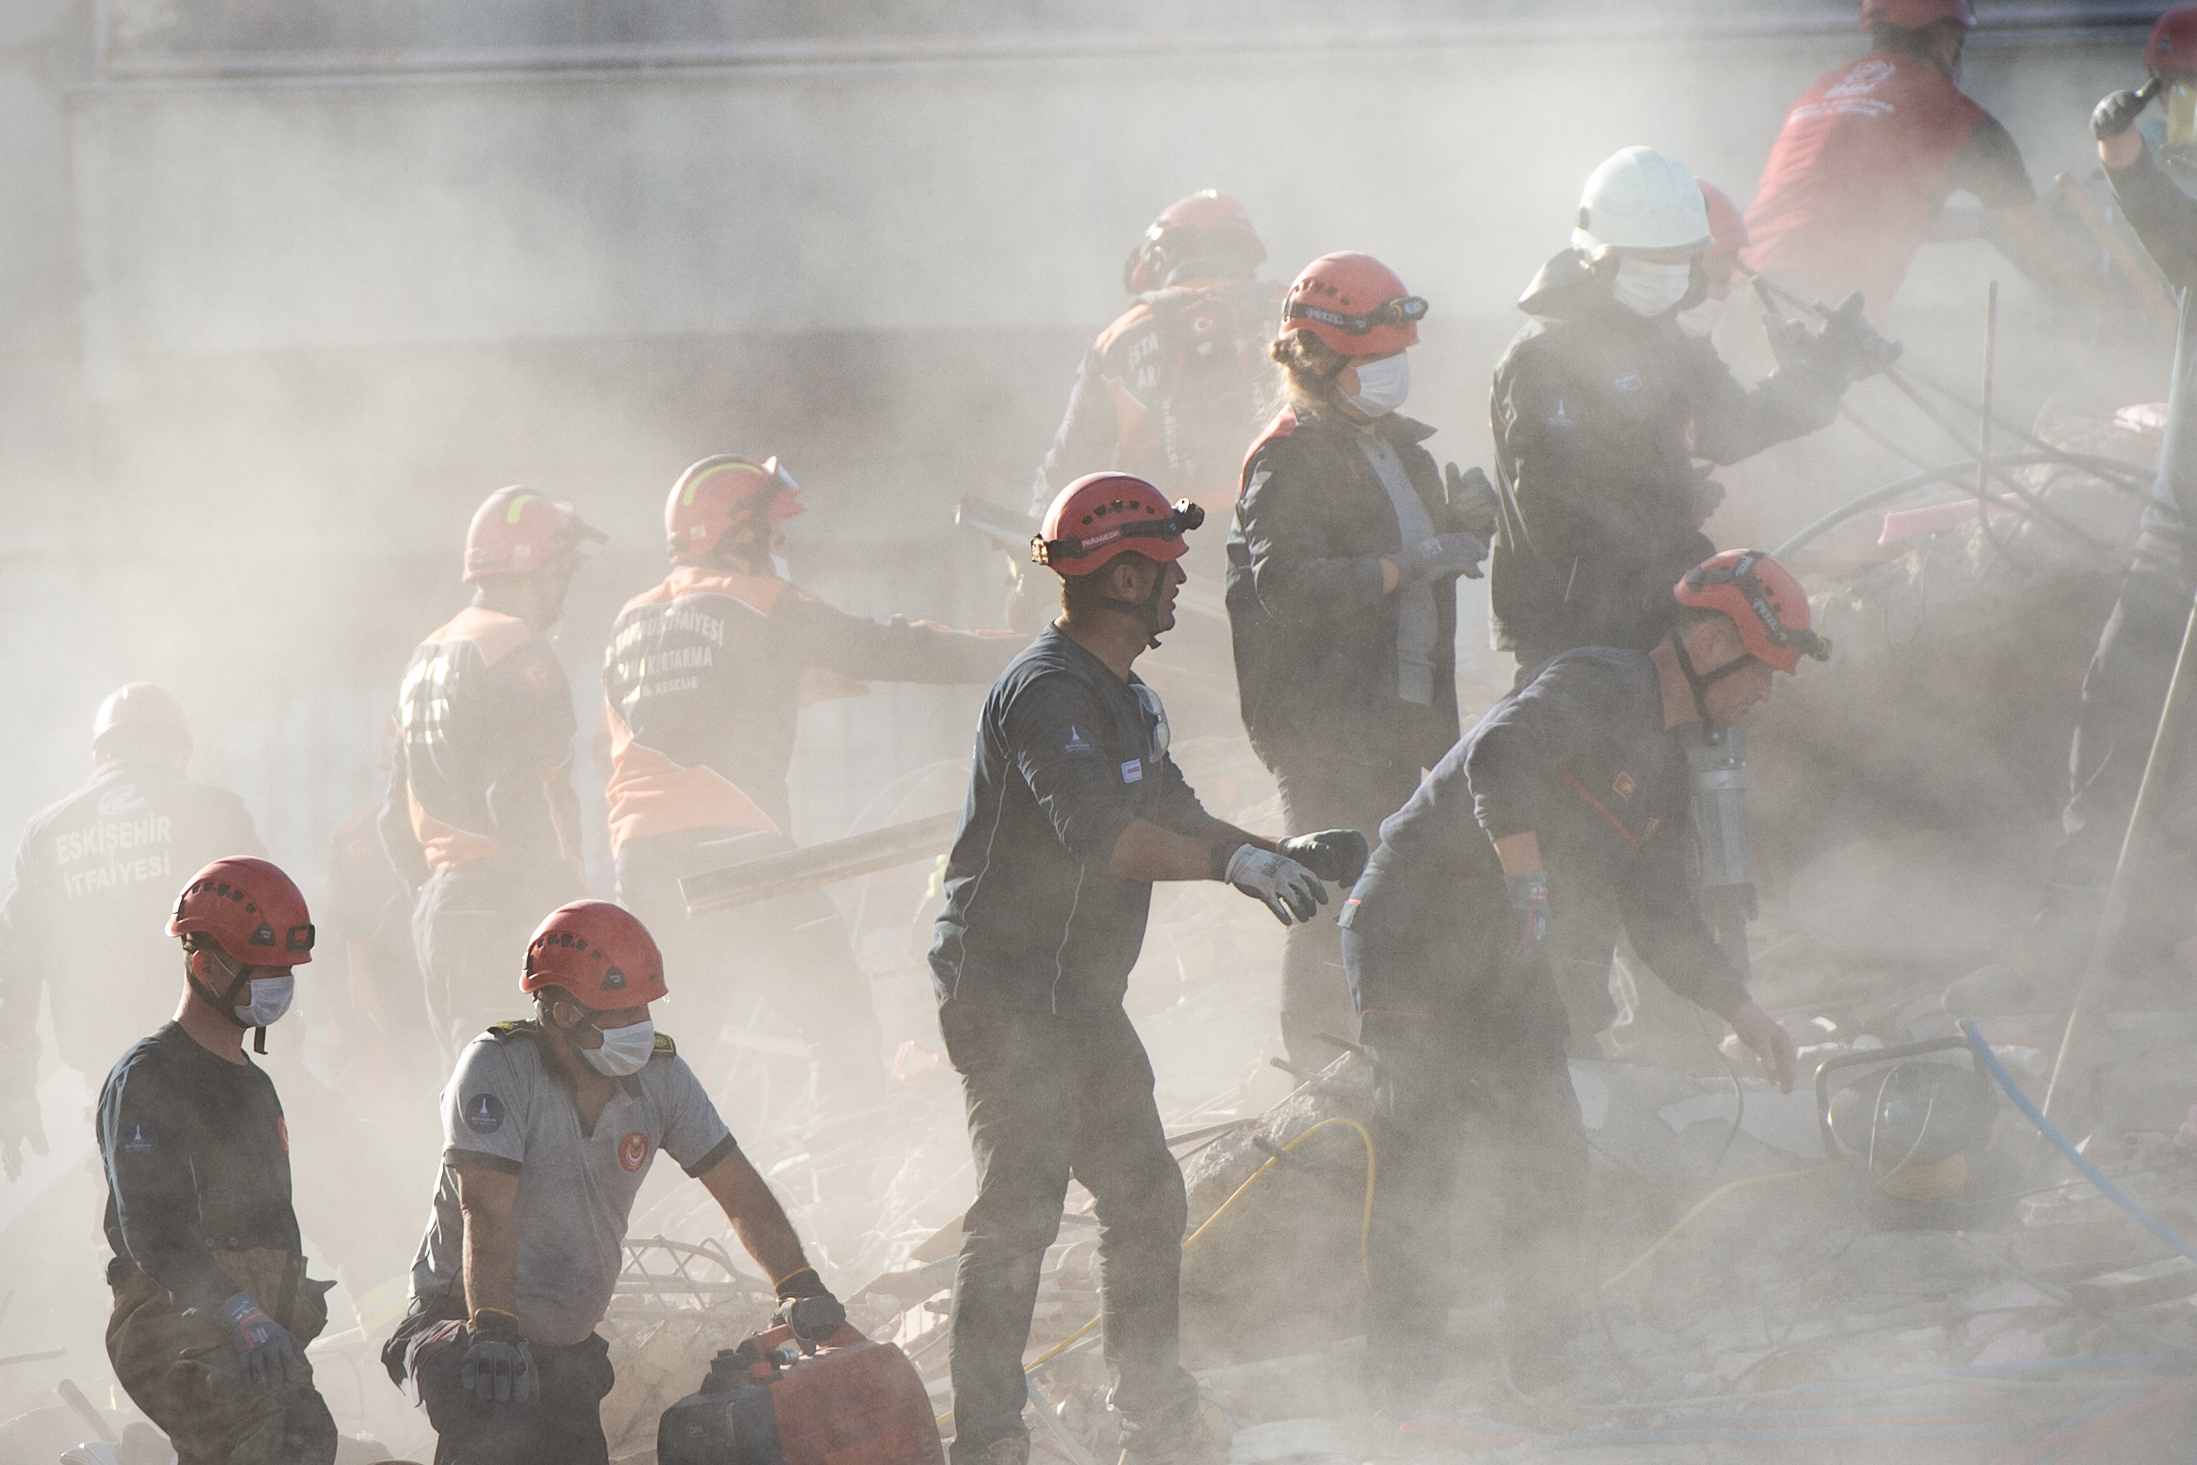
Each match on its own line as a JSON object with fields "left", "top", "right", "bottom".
{"left": 484, "top": 1020, "right": 543, "bottom": 1044}
{"left": 651, "top": 1032, "right": 677, "bottom": 1058}
{"left": 1056, "top": 724, "right": 1099, "bottom": 758}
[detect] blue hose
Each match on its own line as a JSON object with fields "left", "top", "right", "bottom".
{"left": 1960, "top": 1018, "right": 2197, "bottom": 1265}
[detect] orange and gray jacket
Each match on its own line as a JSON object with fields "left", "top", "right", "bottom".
{"left": 379, "top": 605, "right": 582, "bottom": 889}
{"left": 601, "top": 566, "right": 1019, "bottom": 855}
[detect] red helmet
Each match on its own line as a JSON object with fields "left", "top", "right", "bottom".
{"left": 1859, "top": 0, "right": 1974, "bottom": 31}
{"left": 168, "top": 857, "right": 315, "bottom": 967}
{"left": 522, "top": 900, "right": 668, "bottom": 1008}
{"left": 2148, "top": 6, "right": 2197, "bottom": 74}
{"left": 665, "top": 455, "right": 805, "bottom": 565}
{"left": 1673, "top": 549, "right": 1831, "bottom": 675}
{"left": 1033, "top": 473, "right": 1203, "bottom": 579}
{"left": 1279, "top": 253, "right": 1426, "bottom": 357}
{"left": 92, "top": 683, "right": 191, "bottom": 754}
{"left": 1123, "top": 190, "right": 1267, "bottom": 293}
{"left": 1698, "top": 181, "right": 1750, "bottom": 259}
{"left": 462, "top": 486, "right": 605, "bottom": 583}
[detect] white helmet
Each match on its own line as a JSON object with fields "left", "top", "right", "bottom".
{"left": 1572, "top": 146, "right": 1713, "bottom": 257}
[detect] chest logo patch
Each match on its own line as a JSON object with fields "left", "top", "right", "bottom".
{"left": 619, "top": 1132, "right": 650, "bottom": 1172}
{"left": 1057, "top": 724, "right": 1097, "bottom": 758}
{"left": 1613, "top": 772, "right": 1635, "bottom": 801}
{"left": 1544, "top": 398, "right": 1574, "bottom": 431}
{"left": 1612, "top": 372, "right": 1643, "bottom": 394}
{"left": 463, "top": 1094, "right": 506, "bottom": 1134}
{"left": 1121, "top": 759, "right": 1143, "bottom": 783}
{"left": 97, "top": 784, "right": 145, "bottom": 817}
{"left": 119, "top": 1120, "right": 156, "bottom": 1155}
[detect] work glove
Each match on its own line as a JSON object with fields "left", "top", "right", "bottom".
{"left": 220, "top": 1291, "right": 302, "bottom": 1389}
{"left": 1390, "top": 532, "right": 1488, "bottom": 586}
{"left": 1225, "top": 845, "right": 1328, "bottom": 926}
{"left": 1683, "top": 474, "right": 1727, "bottom": 531}
{"left": 1504, "top": 871, "right": 1552, "bottom": 956}
{"left": 1442, "top": 462, "right": 1503, "bottom": 539}
{"left": 1807, "top": 292, "right": 1901, "bottom": 384}
{"left": 459, "top": 1311, "right": 538, "bottom": 1404}
{"left": 773, "top": 1264, "right": 848, "bottom": 1346}
{"left": 0, "top": 1083, "right": 47, "bottom": 1182}
{"left": 2094, "top": 87, "right": 2150, "bottom": 141}
{"left": 1277, "top": 830, "right": 1370, "bottom": 889}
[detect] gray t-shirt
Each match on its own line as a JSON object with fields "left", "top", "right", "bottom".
{"left": 409, "top": 1023, "right": 738, "bottom": 1346}
{"left": 1355, "top": 432, "right": 1439, "bottom": 707}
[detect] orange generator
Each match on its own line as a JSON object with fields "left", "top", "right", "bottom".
{"left": 659, "top": 1324, "right": 946, "bottom": 1465}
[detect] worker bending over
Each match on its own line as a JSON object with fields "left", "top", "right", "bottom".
{"left": 932, "top": 472, "right": 1364, "bottom": 1465}
{"left": 101, "top": 858, "right": 337, "bottom": 1464}
{"left": 385, "top": 899, "right": 845, "bottom": 1465}
{"left": 605, "top": 454, "right": 1019, "bottom": 1108}
{"left": 1341, "top": 552, "right": 1809, "bottom": 1408}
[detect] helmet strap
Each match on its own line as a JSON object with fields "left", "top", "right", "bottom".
{"left": 1669, "top": 631, "right": 1758, "bottom": 740}
{"left": 185, "top": 947, "right": 257, "bottom": 1033}
{"left": 1098, "top": 562, "right": 1172, "bottom": 650}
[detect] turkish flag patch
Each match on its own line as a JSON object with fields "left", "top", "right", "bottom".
{"left": 619, "top": 1132, "right": 649, "bottom": 1172}
{"left": 1612, "top": 772, "right": 1635, "bottom": 801}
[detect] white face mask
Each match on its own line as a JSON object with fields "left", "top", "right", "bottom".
{"left": 581, "top": 1018, "right": 656, "bottom": 1077}
{"left": 236, "top": 975, "right": 295, "bottom": 1029}
{"left": 1675, "top": 293, "right": 1730, "bottom": 339}
{"left": 1612, "top": 256, "right": 1695, "bottom": 318}
{"left": 771, "top": 554, "right": 791, "bottom": 580}
{"left": 1344, "top": 353, "right": 1411, "bottom": 417}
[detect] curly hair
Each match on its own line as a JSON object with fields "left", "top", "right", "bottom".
{"left": 1268, "top": 331, "right": 1350, "bottom": 413}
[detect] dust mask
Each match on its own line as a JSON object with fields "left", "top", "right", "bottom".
{"left": 1675, "top": 293, "right": 1730, "bottom": 339}
{"left": 236, "top": 976, "right": 295, "bottom": 1029}
{"left": 771, "top": 555, "right": 791, "bottom": 580}
{"left": 582, "top": 1018, "right": 656, "bottom": 1077}
{"left": 1344, "top": 354, "right": 1411, "bottom": 417}
{"left": 1612, "top": 256, "right": 1694, "bottom": 318}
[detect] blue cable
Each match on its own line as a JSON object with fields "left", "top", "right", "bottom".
{"left": 1961, "top": 1018, "right": 2197, "bottom": 1266}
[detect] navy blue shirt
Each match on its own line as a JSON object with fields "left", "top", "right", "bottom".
{"left": 930, "top": 626, "right": 1209, "bottom": 1017}
{"left": 1346, "top": 648, "right": 1746, "bottom": 1019}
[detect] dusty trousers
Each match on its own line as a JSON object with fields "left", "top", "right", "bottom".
{"left": 413, "top": 858, "right": 576, "bottom": 1061}
{"left": 417, "top": 1329, "right": 616, "bottom": 1465}
{"left": 107, "top": 1250, "right": 336, "bottom": 1465}
{"left": 2042, "top": 559, "right": 2197, "bottom": 985}
{"left": 941, "top": 1000, "right": 1197, "bottom": 1464}
{"left": 1271, "top": 758, "right": 1424, "bottom": 1070}
{"left": 617, "top": 828, "right": 889, "bottom": 1109}
{"left": 1344, "top": 933, "right": 1588, "bottom": 1396}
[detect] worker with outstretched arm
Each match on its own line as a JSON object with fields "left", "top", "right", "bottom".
{"left": 383, "top": 899, "right": 846, "bottom": 1465}
{"left": 2033, "top": 15, "right": 2197, "bottom": 990}
{"left": 604, "top": 454, "right": 1022, "bottom": 1111}
{"left": 931, "top": 472, "right": 1366, "bottom": 1465}
{"left": 1340, "top": 552, "right": 1809, "bottom": 1413}
{"left": 101, "top": 857, "right": 338, "bottom": 1464}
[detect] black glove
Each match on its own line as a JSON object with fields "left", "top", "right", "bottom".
{"left": 1390, "top": 532, "right": 1488, "bottom": 585}
{"left": 1442, "top": 462, "right": 1503, "bottom": 539}
{"left": 219, "top": 1291, "right": 302, "bottom": 1390}
{"left": 459, "top": 1311, "right": 538, "bottom": 1404}
{"left": 1504, "top": 871, "right": 1551, "bottom": 956}
{"left": 773, "top": 1267, "right": 848, "bottom": 1345}
{"left": 2094, "top": 87, "right": 2150, "bottom": 142}
{"left": 1278, "top": 830, "right": 1370, "bottom": 889}
{"left": 1683, "top": 474, "right": 1727, "bottom": 530}
{"left": 1807, "top": 292, "right": 1900, "bottom": 383}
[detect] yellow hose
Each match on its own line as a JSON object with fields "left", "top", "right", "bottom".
{"left": 1597, "top": 1161, "right": 1844, "bottom": 1292}
{"left": 935, "top": 1116, "right": 1380, "bottom": 1427}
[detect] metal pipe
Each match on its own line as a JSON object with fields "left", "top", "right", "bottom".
{"left": 680, "top": 809, "right": 960, "bottom": 915}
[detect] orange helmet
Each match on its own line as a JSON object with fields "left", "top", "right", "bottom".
{"left": 1123, "top": 189, "right": 1267, "bottom": 293}
{"left": 463, "top": 487, "right": 604, "bottom": 583}
{"left": 1279, "top": 253, "right": 1426, "bottom": 357}
{"left": 1033, "top": 473, "right": 1203, "bottom": 579}
{"left": 168, "top": 857, "right": 315, "bottom": 967}
{"left": 665, "top": 455, "right": 805, "bottom": 565}
{"left": 1673, "top": 550, "right": 1830, "bottom": 675}
{"left": 522, "top": 900, "right": 668, "bottom": 1008}
{"left": 92, "top": 683, "right": 190, "bottom": 755}
{"left": 2148, "top": 6, "right": 2197, "bottom": 74}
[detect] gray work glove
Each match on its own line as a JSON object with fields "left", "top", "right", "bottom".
{"left": 2094, "top": 87, "right": 2150, "bottom": 141}
{"left": 1277, "top": 829, "right": 1370, "bottom": 889}
{"left": 1443, "top": 462, "right": 1503, "bottom": 539}
{"left": 220, "top": 1291, "right": 302, "bottom": 1390}
{"left": 1390, "top": 532, "right": 1488, "bottom": 586}
{"left": 0, "top": 1082, "right": 47, "bottom": 1181}
{"left": 1225, "top": 845, "right": 1328, "bottom": 926}
{"left": 460, "top": 1312, "right": 538, "bottom": 1404}
{"left": 1808, "top": 292, "right": 1901, "bottom": 383}
{"left": 774, "top": 1291, "right": 849, "bottom": 1346}
{"left": 1505, "top": 871, "right": 1552, "bottom": 956}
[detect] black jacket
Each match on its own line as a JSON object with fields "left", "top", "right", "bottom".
{"left": 1488, "top": 252, "right": 1842, "bottom": 660}
{"left": 1226, "top": 406, "right": 1465, "bottom": 773}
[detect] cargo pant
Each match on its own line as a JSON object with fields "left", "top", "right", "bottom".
{"left": 107, "top": 1249, "right": 337, "bottom": 1465}
{"left": 416, "top": 1327, "right": 617, "bottom": 1465}
{"left": 941, "top": 1000, "right": 1198, "bottom": 1465}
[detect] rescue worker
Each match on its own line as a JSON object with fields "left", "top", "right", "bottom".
{"left": 1229, "top": 251, "right": 1495, "bottom": 1068}
{"left": 1744, "top": 0, "right": 2103, "bottom": 322}
{"left": 382, "top": 487, "right": 601, "bottom": 1058}
{"left": 0, "top": 684, "right": 262, "bottom": 1179}
{"left": 2033, "top": 28, "right": 2197, "bottom": 989}
{"left": 385, "top": 899, "right": 846, "bottom": 1465}
{"left": 1489, "top": 146, "right": 1865, "bottom": 671}
{"left": 100, "top": 856, "right": 337, "bottom": 1465}
{"left": 932, "top": 472, "right": 1366, "bottom": 1465}
{"left": 1340, "top": 551, "right": 1810, "bottom": 1408}
{"left": 604, "top": 455, "right": 1021, "bottom": 1107}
